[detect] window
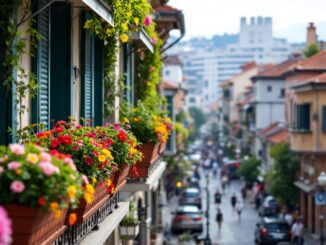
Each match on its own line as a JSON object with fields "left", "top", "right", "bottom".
{"left": 295, "top": 103, "right": 310, "bottom": 130}
{"left": 280, "top": 89, "right": 285, "bottom": 98}
{"left": 189, "top": 97, "right": 196, "bottom": 103}
{"left": 267, "top": 86, "right": 272, "bottom": 92}
{"left": 165, "top": 70, "right": 170, "bottom": 76}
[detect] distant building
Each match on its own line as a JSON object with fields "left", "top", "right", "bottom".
{"left": 172, "top": 17, "right": 303, "bottom": 110}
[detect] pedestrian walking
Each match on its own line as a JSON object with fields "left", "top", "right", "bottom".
{"left": 212, "top": 161, "right": 218, "bottom": 177}
{"left": 215, "top": 189, "right": 222, "bottom": 204}
{"left": 216, "top": 208, "right": 223, "bottom": 232}
{"left": 235, "top": 201, "right": 244, "bottom": 221}
{"left": 291, "top": 218, "right": 304, "bottom": 245}
{"left": 230, "top": 193, "right": 237, "bottom": 210}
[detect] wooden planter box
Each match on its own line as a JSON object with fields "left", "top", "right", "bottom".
{"left": 112, "top": 163, "right": 129, "bottom": 194}
{"left": 119, "top": 224, "right": 139, "bottom": 240}
{"left": 128, "top": 143, "right": 160, "bottom": 179}
{"left": 67, "top": 178, "right": 112, "bottom": 224}
{"left": 4, "top": 204, "right": 67, "bottom": 245}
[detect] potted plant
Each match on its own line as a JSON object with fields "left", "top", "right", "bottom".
{"left": 27, "top": 120, "right": 116, "bottom": 223}
{"left": 119, "top": 202, "right": 139, "bottom": 240}
{"left": 0, "top": 143, "right": 84, "bottom": 244}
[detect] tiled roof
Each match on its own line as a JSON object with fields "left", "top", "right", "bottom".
{"left": 266, "top": 129, "right": 289, "bottom": 144}
{"left": 254, "top": 59, "right": 300, "bottom": 78}
{"left": 162, "top": 80, "right": 179, "bottom": 90}
{"left": 165, "top": 55, "right": 182, "bottom": 65}
{"left": 257, "top": 122, "right": 280, "bottom": 137}
{"left": 288, "top": 50, "right": 326, "bottom": 71}
{"left": 300, "top": 72, "right": 326, "bottom": 84}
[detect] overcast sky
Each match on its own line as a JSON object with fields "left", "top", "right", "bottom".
{"left": 169, "top": 0, "right": 326, "bottom": 43}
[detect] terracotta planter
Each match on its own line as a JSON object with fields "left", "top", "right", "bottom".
{"left": 4, "top": 204, "right": 67, "bottom": 245}
{"left": 158, "top": 140, "right": 167, "bottom": 155}
{"left": 67, "top": 178, "right": 112, "bottom": 224}
{"left": 128, "top": 143, "right": 160, "bottom": 179}
{"left": 113, "top": 163, "right": 129, "bottom": 194}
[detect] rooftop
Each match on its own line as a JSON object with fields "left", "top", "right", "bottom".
{"left": 253, "top": 59, "right": 300, "bottom": 79}
{"left": 287, "top": 50, "right": 326, "bottom": 71}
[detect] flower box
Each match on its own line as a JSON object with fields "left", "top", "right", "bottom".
{"left": 128, "top": 143, "right": 159, "bottom": 179}
{"left": 67, "top": 179, "right": 112, "bottom": 224}
{"left": 113, "top": 164, "right": 130, "bottom": 194}
{"left": 119, "top": 224, "right": 139, "bottom": 240}
{"left": 4, "top": 204, "right": 67, "bottom": 245}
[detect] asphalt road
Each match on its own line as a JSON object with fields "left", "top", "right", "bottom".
{"left": 163, "top": 167, "right": 261, "bottom": 245}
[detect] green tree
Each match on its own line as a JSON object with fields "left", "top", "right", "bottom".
{"left": 304, "top": 43, "right": 321, "bottom": 58}
{"left": 265, "top": 143, "right": 299, "bottom": 206}
{"left": 237, "top": 156, "right": 260, "bottom": 185}
{"left": 188, "top": 107, "right": 206, "bottom": 129}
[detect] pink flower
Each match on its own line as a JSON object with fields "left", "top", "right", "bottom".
{"left": 38, "top": 161, "right": 55, "bottom": 176}
{"left": 0, "top": 206, "right": 12, "bottom": 245}
{"left": 40, "top": 152, "right": 51, "bottom": 162}
{"left": 0, "top": 166, "right": 4, "bottom": 174}
{"left": 7, "top": 161, "right": 21, "bottom": 170}
{"left": 81, "top": 175, "right": 89, "bottom": 184}
{"left": 9, "top": 144, "right": 25, "bottom": 155}
{"left": 151, "top": 37, "right": 157, "bottom": 45}
{"left": 64, "top": 157, "right": 77, "bottom": 171}
{"left": 10, "top": 181, "right": 25, "bottom": 193}
{"left": 144, "top": 15, "right": 152, "bottom": 27}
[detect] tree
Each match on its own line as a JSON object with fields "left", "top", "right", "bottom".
{"left": 237, "top": 156, "right": 260, "bottom": 185}
{"left": 188, "top": 107, "right": 206, "bottom": 129}
{"left": 304, "top": 43, "right": 321, "bottom": 58}
{"left": 265, "top": 143, "right": 299, "bottom": 206}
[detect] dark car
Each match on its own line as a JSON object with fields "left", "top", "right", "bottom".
{"left": 254, "top": 217, "right": 291, "bottom": 245}
{"left": 259, "top": 196, "right": 278, "bottom": 217}
{"left": 186, "top": 178, "right": 201, "bottom": 189}
{"left": 171, "top": 205, "right": 203, "bottom": 234}
{"left": 179, "top": 188, "right": 202, "bottom": 209}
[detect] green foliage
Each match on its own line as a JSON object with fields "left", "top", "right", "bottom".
{"left": 304, "top": 43, "right": 321, "bottom": 58}
{"left": 237, "top": 156, "right": 260, "bottom": 185}
{"left": 0, "top": 0, "right": 40, "bottom": 128}
{"left": 189, "top": 107, "right": 206, "bottom": 129}
{"left": 265, "top": 143, "right": 299, "bottom": 206}
{"left": 120, "top": 201, "right": 138, "bottom": 225}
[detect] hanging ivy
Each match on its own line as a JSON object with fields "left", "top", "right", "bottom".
{"left": 0, "top": 0, "right": 40, "bottom": 128}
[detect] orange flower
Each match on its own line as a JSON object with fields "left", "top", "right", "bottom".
{"left": 68, "top": 213, "right": 77, "bottom": 226}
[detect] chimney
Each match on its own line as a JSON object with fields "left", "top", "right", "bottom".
{"left": 307, "top": 22, "right": 317, "bottom": 46}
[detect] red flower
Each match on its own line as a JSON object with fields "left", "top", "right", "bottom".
{"left": 117, "top": 130, "right": 127, "bottom": 142}
{"left": 72, "top": 145, "right": 79, "bottom": 151}
{"left": 54, "top": 126, "right": 64, "bottom": 133}
{"left": 106, "top": 138, "right": 114, "bottom": 146}
{"left": 62, "top": 135, "right": 73, "bottom": 145}
{"left": 38, "top": 197, "right": 46, "bottom": 206}
{"left": 84, "top": 156, "right": 93, "bottom": 166}
{"left": 49, "top": 149, "right": 60, "bottom": 156}
{"left": 36, "top": 132, "right": 46, "bottom": 139}
{"left": 51, "top": 139, "right": 61, "bottom": 148}
{"left": 93, "top": 151, "right": 99, "bottom": 157}
{"left": 76, "top": 125, "right": 82, "bottom": 129}
{"left": 55, "top": 120, "right": 66, "bottom": 127}
{"left": 132, "top": 165, "right": 139, "bottom": 177}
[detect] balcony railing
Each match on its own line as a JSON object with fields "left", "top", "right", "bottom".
{"left": 53, "top": 192, "right": 120, "bottom": 245}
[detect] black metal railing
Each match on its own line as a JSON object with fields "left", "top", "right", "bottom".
{"left": 53, "top": 192, "right": 120, "bottom": 245}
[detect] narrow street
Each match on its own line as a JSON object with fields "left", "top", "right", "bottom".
{"left": 164, "top": 167, "right": 260, "bottom": 245}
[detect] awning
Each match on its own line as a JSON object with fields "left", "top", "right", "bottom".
{"left": 129, "top": 28, "right": 154, "bottom": 53}
{"left": 81, "top": 0, "right": 114, "bottom": 26}
{"left": 121, "top": 161, "right": 167, "bottom": 192}
{"left": 294, "top": 180, "right": 316, "bottom": 193}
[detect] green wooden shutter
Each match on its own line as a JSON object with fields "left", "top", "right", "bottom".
{"left": 50, "top": 3, "right": 72, "bottom": 122}
{"left": 32, "top": 0, "right": 50, "bottom": 128}
{"left": 94, "top": 36, "right": 104, "bottom": 126}
{"left": 81, "top": 12, "right": 94, "bottom": 125}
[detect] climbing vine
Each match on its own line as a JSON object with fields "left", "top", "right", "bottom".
{"left": 0, "top": 0, "right": 39, "bottom": 129}
{"left": 83, "top": 0, "right": 162, "bottom": 117}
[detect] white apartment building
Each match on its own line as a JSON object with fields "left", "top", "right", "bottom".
{"left": 172, "top": 17, "right": 303, "bottom": 110}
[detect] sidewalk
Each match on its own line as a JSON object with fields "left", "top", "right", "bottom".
{"left": 304, "top": 233, "right": 319, "bottom": 245}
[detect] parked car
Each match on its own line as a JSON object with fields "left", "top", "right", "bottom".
{"left": 171, "top": 205, "right": 203, "bottom": 234}
{"left": 259, "top": 196, "right": 278, "bottom": 217}
{"left": 254, "top": 217, "right": 291, "bottom": 245}
{"left": 179, "top": 188, "right": 202, "bottom": 209}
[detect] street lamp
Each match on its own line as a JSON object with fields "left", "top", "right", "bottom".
{"left": 204, "top": 173, "right": 211, "bottom": 245}
{"left": 318, "top": 172, "right": 326, "bottom": 245}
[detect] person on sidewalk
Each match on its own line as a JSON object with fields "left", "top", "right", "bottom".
{"left": 291, "top": 217, "right": 304, "bottom": 245}
{"left": 231, "top": 193, "right": 237, "bottom": 211}
{"left": 216, "top": 208, "right": 223, "bottom": 232}
{"left": 215, "top": 189, "right": 222, "bottom": 205}
{"left": 235, "top": 201, "right": 244, "bottom": 221}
